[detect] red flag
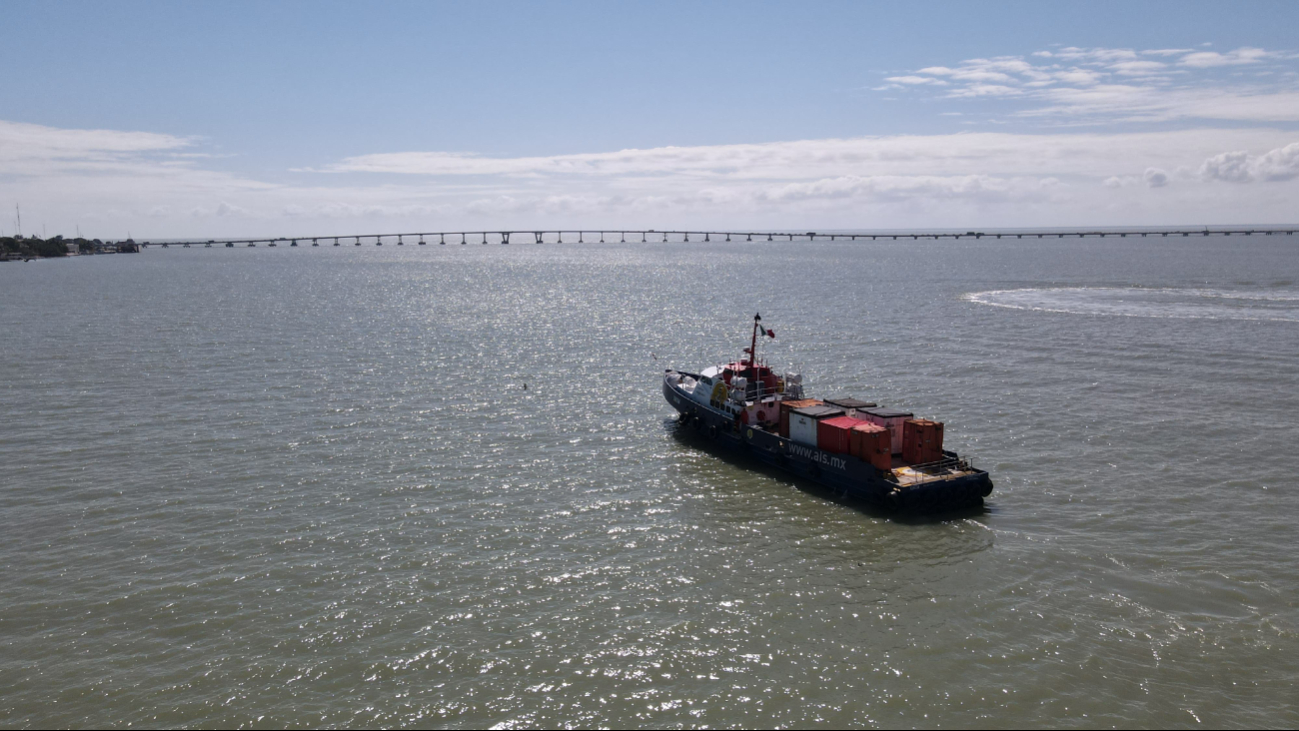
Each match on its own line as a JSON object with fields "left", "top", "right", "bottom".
{"left": 766, "top": 329, "right": 775, "bottom": 338}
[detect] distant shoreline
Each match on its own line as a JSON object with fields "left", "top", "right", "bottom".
{"left": 0, "top": 236, "right": 138, "bottom": 262}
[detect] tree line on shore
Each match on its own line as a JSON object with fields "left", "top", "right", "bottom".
{"left": 1, "top": 235, "right": 110, "bottom": 260}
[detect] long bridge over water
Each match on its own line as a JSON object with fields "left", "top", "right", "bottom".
{"left": 140, "top": 226, "right": 1299, "bottom": 248}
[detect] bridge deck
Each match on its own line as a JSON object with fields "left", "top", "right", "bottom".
{"left": 139, "top": 227, "right": 1299, "bottom": 248}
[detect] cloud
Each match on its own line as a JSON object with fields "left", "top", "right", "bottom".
{"left": 6, "top": 117, "right": 1299, "bottom": 237}
{"left": 1199, "top": 142, "right": 1299, "bottom": 182}
{"left": 884, "top": 76, "right": 948, "bottom": 86}
{"left": 1254, "top": 142, "right": 1299, "bottom": 180}
{"left": 881, "top": 46, "right": 1299, "bottom": 124}
{"left": 1110, "top": 60, "right": 1168, "bottom": 76}
{"left": 316, "top": 129, "right": 1299, "bottom": 182}
{"left": 1179, "top": 47, "right": 1270, "bottom": 68}
{"left": 215, "top": 201, "right": 249, "bottom": 217}
{"left": 947, "top": 84, "right": 1024, "bottom": 98}
{"left": 0, "top": 120, "right": 191, "bottom": 160}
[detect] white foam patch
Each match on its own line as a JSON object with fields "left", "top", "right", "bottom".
{"left": 963, "top": 287, "right": 1299, "bottom": 322}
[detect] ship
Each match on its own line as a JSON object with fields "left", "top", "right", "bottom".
{"left": 662, "top": 314, "right": 993, "bottom": 512}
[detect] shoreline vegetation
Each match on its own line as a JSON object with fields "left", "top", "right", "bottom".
{"left": 0, "top": 236, "right": 138, "bottom": 262}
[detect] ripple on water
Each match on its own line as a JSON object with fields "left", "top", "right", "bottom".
{"left": 2, "top": 240, "right": 1298, "bottom": 728}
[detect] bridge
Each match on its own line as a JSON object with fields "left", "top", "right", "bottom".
{"left": 139, "top": 227, "right": 1299, "bottom": 248}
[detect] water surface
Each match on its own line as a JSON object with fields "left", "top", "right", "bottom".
{"left": 2, "top": 235, "right": 1297, "bottom": 727}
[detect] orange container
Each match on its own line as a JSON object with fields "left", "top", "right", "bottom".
{"left": 902, "top": 419, "right": 944, "bottom": 464}
{"left": 817, "top": 415, "right": 869, "bottom": 454}
{"left": 778, "top": 398, "right": 821, "bottom": 438}
{"left": 850, "top": 423, "right": 892, "bottom": 471}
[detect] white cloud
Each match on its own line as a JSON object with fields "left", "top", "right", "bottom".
{"left": 885, "top": 75, "right": 949, "bottom": 86}
{"left": 1180, "top": 47, "right": 1270, "bottom": 68}
{"left": 1053, "top": 68, "right": 1105, "bottom": 86}
{"left": 5, "top": 116, "right": 1299, "bottom": 238}
{"left": 1110, "top": 60, "right": 1168, "bottom": 76}
{"left": 881, "top": 45, "right": 1299, "bottom": 124}
{"left": 947, "top": 84, "right": 1024, "bottom": 98}
{"left": 1199, "top": 142, "right": 1299, "bottom": 182}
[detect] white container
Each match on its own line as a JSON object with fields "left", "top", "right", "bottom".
{"left": 790, "top": 413, "right": 819, "bottom": 446}
{"left": 788, "top": 405, "right": 844, "bottom": 447}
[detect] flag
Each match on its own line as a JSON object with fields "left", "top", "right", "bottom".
{"left": 766, "top": 329, "right": 775, "bottom": 338}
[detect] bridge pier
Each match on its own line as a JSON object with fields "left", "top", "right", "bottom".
{"left": 291, "top": 239, "right": 298, "bottom": 246}
{"left": 397, "top": 235, "right": 403, "bottom": 245}
{"left": 419, "top": 235, "right": 425, "bottom": 245}
{"left": 620, "top": 232, "right": 626, "bottom": 243}
{"left": 501, "top": 232, "right": 509, "bottom": 244}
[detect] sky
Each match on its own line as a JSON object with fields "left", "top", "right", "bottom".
{"left": 3, "top": 0, "right": 1299, "bottom": 238}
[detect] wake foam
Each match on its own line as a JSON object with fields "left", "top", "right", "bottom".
{"left": 964, "top": 287, "right": 1299, "bottom": 322}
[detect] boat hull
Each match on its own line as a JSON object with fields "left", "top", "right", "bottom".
{"left": 663, "top": 371, "right": 992, "bottom": 512}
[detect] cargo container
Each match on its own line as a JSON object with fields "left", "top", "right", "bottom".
{"left": 857, "top": 407, "right": 913, "bottom": 454}
{"left": 824, "top": 397, "right": 877, "bottom": 411}
{"left": 817, "top": 415, "right": 870, "bottom": 454}
{"left": 778, "top": 398, "right": 821, "bottom": 437}
{"left": 789, "top": 404, "right": 845, "bottom": 446}
{"left": 849, "top": 423, "right": 892, "bottom": 471}
{"left": 902, "top": 419, "right": 944, "bottom": 464}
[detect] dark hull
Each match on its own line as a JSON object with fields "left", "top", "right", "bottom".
{"left": 663, "top": 372, "right": 992, "bottom": 512}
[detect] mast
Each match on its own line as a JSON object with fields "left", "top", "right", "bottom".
{"left": 749, "top": 312, "right": 761, "bottom": 379}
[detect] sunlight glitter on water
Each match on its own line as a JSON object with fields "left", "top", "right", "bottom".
{"left": 2, "top": 236, "right": 1298, "bottom": 728}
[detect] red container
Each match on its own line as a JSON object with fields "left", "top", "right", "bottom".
{"left": 817, "top": 415, "right": 869, "bottom": 454}
{"left": 902, "top": 419, "right": 944, "bottom": 464}
{"left": 850, "top": 423, "right": 892, "bottom": 471}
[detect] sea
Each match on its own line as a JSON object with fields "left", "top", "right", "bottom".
{"left": 2, "top": 233, "right": 1297, "bottom": 728}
